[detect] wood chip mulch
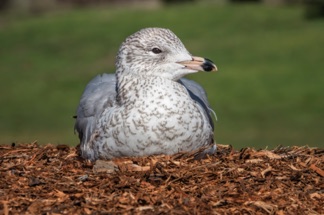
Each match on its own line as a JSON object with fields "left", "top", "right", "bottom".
{"left": 0, "top": 142, "right": 323, "bottom": 214}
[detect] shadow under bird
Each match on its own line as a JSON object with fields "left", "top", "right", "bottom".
{"left": 74, "top": 27, "right": 218, "bottom": 161}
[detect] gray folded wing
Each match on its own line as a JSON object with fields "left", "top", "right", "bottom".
{"left": 178, "top": 78, "right": 214, "bottom": 130}
{"left": 74, "top": 73, "right": 117, "bottom": 145}
{"left": 74, "top": 74, "right": 214, "bottom": 145}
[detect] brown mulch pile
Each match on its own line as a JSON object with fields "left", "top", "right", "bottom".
{"left": 0, "top": 143, "right": 323, "bottom": 214}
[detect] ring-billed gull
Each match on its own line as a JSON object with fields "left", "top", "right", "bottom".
{"left": 75, "top": 28, "right": 218, "bottom": 161}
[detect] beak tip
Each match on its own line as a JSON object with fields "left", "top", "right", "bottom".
{"left": 202, "top": 59, "right": 217, "bottom": 72}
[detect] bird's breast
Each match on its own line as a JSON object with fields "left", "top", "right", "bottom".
{"left": 96, "top": 76, "right": 213, "bottom": 158}
{"left": 120, "top": 77, "right": 209, "bottom": 136}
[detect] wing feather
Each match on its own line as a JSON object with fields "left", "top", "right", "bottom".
{"left": 74, "top": 73, "right": 116, "bottom": 145}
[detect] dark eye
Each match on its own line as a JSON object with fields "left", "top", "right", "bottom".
{"left": 152, "top": 47, "right": 162, "bottom": 54}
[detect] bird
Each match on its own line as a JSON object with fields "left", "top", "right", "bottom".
{"left": 74, "top": 27, "right": 218, "bottom": 161}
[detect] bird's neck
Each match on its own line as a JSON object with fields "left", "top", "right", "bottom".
{"left": 116, "top": 72, "right": 146, "bottom": 105}
{"left": 115, "top": 72, "right": 184, "bottom": 106}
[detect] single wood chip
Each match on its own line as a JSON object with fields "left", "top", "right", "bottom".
{"left": 309, "top": 164, "right": 324, "bottom": 177}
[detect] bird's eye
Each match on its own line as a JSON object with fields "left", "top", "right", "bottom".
{"left": 152, "top": 48, "right": 162, "bottom": 54}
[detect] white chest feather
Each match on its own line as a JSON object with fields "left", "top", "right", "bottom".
{"left": 89, "top": 76, "right": 213, "bottom": 159}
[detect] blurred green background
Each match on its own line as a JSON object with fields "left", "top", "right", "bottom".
{"left": 0, "top": 0, "right": 323, "bottom": 149}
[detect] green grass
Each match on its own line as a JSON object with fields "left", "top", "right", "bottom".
{"left": 0, "top": 3, "right": 323, "bottom": 149}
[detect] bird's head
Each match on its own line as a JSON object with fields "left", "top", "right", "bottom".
{"left": 116, "top": 28, "right": 217, "bottom": 81}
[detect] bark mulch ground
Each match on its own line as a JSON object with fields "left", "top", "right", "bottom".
{"left": 0, "top": 142, "right": 323, "bottom": 214}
